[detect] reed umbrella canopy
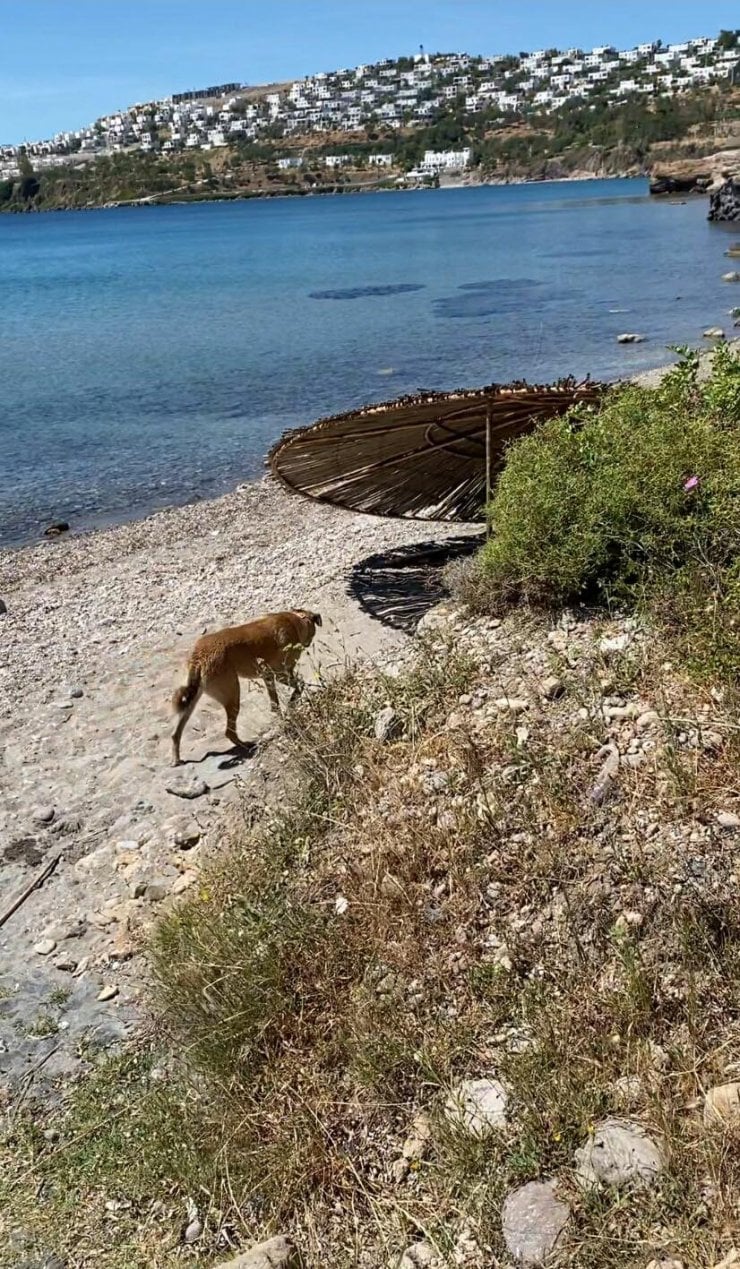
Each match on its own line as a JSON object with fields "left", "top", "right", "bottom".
{"left": 268, "top": 378, "right": 608, "bottom": 522}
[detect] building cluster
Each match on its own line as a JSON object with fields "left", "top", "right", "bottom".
{"left": 1, "top": 34, "right": 738, "bottom": 179}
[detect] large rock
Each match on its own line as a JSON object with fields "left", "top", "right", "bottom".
{"left": 212, "top": 1237, "right": 298, "bottom": 1269}
{"left": 575, "top": 1118, "right": 665, "bottom": 1189}
{"left": 445, "top": 1076, "right": 508, "bottom": 1135}
{"left": 501, "top": 1180, "right": 571, "bottom": 1265}
{"left": 709, "top": 177, "right": 740, "bottom": 223}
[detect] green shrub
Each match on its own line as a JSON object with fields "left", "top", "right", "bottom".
{"left": 468, "top": 345, "right": 740, "bottom": 680}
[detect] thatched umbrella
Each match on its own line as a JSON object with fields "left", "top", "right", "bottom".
{"left": 268, "top": 378, "right": 608, "bottom": 523}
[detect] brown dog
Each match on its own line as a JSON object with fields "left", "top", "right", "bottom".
{"left": 171, "top": 609, "right": 322, "bottom": 765}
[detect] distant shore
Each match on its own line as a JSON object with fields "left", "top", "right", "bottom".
{"left": 0, "top": 167, "right": 649, "bottom": 216}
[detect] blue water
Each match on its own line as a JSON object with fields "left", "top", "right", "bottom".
{"left": 1, "top": 178, "right": 737, "bottom": 545}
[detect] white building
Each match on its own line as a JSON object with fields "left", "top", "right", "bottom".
{"left": 421, "top": 147, "right": 472, "bottom": 172}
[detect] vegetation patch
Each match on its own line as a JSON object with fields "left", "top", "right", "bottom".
{"left": 458, "top": 345, "right": 740, "bottom": 686}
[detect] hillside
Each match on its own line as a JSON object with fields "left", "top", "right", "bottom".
{"left": 3, "top": 86, "right": 740, "bottom": 213}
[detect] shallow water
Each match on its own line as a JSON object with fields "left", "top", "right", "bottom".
{"left": 0, "top": 179, "right": 736, "bottom": 545}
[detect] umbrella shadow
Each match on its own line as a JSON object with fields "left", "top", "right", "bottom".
{"left": 348, "top": 534, "right": 484, "bottom": 633}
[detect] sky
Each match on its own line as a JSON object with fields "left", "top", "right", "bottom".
{"left": 1, "top": 0, "right": 739, "bottom": 143}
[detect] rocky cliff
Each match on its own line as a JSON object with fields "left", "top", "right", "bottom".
{"left": 709, "top": 174, "right": 740, "bottom": 221}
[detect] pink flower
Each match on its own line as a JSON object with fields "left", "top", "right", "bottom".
{"left": 683, "top": 475, "right": 700, "bottom": 492}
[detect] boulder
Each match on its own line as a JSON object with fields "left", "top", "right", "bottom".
{"left": 43, "top": 521, "right": 70, "bottom": 538}
{"left": 703, "top": 327, "right": 725, "bottom": 339}
{"left": 501, "top": 1180, "right": 571, "bottom": 1265}
{"left": 575, "top": 1118, "right": 665, "bottom": 1189}
{"left": 709, "top": 177, "right": 740, "bottom": 223}
{"left": 617, "top": 333, "right": 647, "bottom": 344}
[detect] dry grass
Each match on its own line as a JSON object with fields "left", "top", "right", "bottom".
{"left": 4, "top": 619, "right": 740, "bottom": 1266}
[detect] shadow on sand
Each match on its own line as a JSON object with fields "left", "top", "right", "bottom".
{"left": 348, "top": 533, "right": 484, "bottom": 633}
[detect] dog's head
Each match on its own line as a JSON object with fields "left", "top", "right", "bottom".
{"left": 294, "top": 609, "right": 322, "bottom": 641}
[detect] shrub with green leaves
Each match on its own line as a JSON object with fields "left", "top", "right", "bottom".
{"left": 467, "top": 345, "right": 740, "bottom": 680}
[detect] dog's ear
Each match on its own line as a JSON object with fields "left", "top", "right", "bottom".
{"left": 313, "top": 612, "right": 322, "bottom": 627}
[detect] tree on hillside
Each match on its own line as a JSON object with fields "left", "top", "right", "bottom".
{"left": 17, "top": 149, "right": 39, "bottom": 200}
{"left": 718, "top": 30, "right": 740, "bottom": 50}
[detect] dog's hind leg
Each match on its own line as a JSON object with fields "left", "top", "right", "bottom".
{"left": 206, "top": 672, "right": 249, "bottom": 749}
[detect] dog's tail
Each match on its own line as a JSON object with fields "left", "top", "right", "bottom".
{"left": 172, "top": 663, "right": 201, "bottom": 713}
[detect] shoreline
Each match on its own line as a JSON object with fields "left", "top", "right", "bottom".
{"left": 0, "top": 338, "right": 728, "bottom": 558}
{"left": 0, "top": 170, "right": 648, "bottom": 217}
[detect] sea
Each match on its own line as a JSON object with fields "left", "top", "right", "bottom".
{"left": 1, "top": 177, "right": 737, "bottom": 546}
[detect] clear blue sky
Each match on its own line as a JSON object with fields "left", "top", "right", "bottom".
{"left": 2, "top": 0, "right": 739, "bottom": 143}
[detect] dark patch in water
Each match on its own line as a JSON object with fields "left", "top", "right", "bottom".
{"left": 435, "top": 278, "right": 548, "bottom": 319}
{"left": 309, "top": 283, "right": 425, "bottom": 300}
{"left": 457, "top": 278, "right": 543, "bottom": 292}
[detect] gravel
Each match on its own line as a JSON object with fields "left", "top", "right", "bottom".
{"left": 0, "top": 477, "right": 475, "bottom": 1096}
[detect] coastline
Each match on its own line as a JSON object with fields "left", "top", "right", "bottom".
{"left": 0, "top": 333, "right": 722, "bottom": 556}
{"left": 0, "top": 168, "right": 648, "bottom": 216}
{"left": 0, "top": 340, "right": 735, "bottom": 1099}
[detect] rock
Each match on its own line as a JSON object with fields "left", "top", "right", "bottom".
{"left": 172, "top": 871, "right": 197, "bottom": 895}
{"left": 575, "top": 1117, "right": 664, "bottom": 1189}
{"left": 211, "top": 1235, "right": 299, "bottom": 1269}
{"left": 43, "top": 521, "right": 70, "bottom": 537}
{"left": 614, "top": 1074, "right": 643, "bottom": 1106}
{"left": 599, "top": 632, "right": 632, "bottom": 655}
{"left": 399, "top": 1242, "right": 440, "bottom": 1268}
{"left": 97, "top": 984, "right": 119, "bottom": 1002}
{"left": 636, "top": 710, "right": 660, "bottom": 732}
{"left": 165, "top": 776, "right": 209, "bottom": 800}
{"left": 402, "top": 1111, "right": 432, "bottom": 1160}
{"left": 617, "top": 333, "right": 646, "bottom": 343}
{"left": 704, "top": 1081, "right": 740, "bottom": 1125}
{"left": 590, "top": 742, "right": 620, "bottom": 805}
{"left": 171, "top": 820, "right": 201, "bottom": 849}
{"left": 445, "top": 1076, "right": 507, "bottom": 1135}
{"left": 710, "top": 177, "right": 740, "bottom": 223}
{"left": 495, "top": 697, "right": 529, "bottom": 715}
{"left": 703, "top": 327, "right": 725, "bottom": 339}
{"left": 646, "top": 1260, "right": 684, "bottom": 1269}
{"left": 716, "top": 811, "right": 740, "bottom": 830}
{"left": 34, "top": 939, "right": 57, "bottom": 956}
{"left": 722, "top": 272, "right": 740, "bottom": 282}
{"left": 145, "top": 879, "right": 169, "bottom": 903}
{"left": 68, "top": 687, "right": 84, "bottom": 699}
{"left": 0, "top": 598, "right": 6, "bottom": 615}
{"left": 33, "top": 806, "right": 56, "bottom": 825}
{"left": 374, "top": 705, "right": 402, "bottom": 742}
{"left": 501, "top": 1180, "right": 571, "bottom": 1265}
{"left": 183, "top": 1217, "right": 202, "bottom": 1244}
{"left": 541, "top": 675, "right": 564, "bottom": 701}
